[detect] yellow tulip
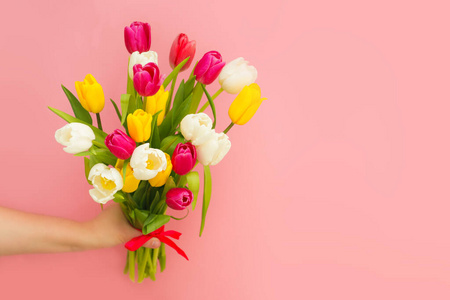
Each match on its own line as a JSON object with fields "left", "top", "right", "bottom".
{"left": 115, "top": 159, "right": 140, "bottom": 193}
{"left": 127, "top": 109, "right": 152, "bottom": 142}
{"left": 149, "top": 153, "right": 172, "bottom": 187}
{"left": 145, "top": 86, "right": 168, "bottom": 125}
{"left": 228, "top": 83, "right": 267, "bottom": 125}
{"left": 75, "top": 74, "right": 105, "bottom": 113}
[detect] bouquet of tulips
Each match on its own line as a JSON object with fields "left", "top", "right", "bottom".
{"left": 50, "top": 21, "right": 266, "bottom": 282}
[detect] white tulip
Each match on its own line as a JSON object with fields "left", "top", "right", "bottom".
{"left": 218, "top": 57, "right": 257, "bottom": 94}
{"left": 197, "top": 132, "right": 231, "bottom": 166}
{"left": 55, "top": 123, "right": 95, "bottom": 154}
{"left": 88, "top": 163, "right": 123, "bottom": 204}
{"left": 180, "top": 113, "right": 215, "bottom": 146}
{"left": 129, "top": 50, "right": 158, "bottom": 79}
{"left": 130, "top": 143, "right": 167, "bottom": 180}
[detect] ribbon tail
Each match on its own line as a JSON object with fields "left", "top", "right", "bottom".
{"left": 163, "top": 230, "right": 182, "bottom": 240}
{"left": 125, "top": 235, "right": 153, "bottom": 251}
{"left": 158, "top": 236, "right": 189, "bottom": 261}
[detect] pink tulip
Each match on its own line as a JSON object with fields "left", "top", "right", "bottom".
{"left": 133, "top": 63, "right": 163, "bottom": 97}
{"left": 172, "top": 143, "right": 197, "bottom": 175}
{"left": 124, "top": 21, "right": 151, "bottom": 54}
{"left": 105, "top": 129, "right": 136, "bottom": 160}
{"left": 166, "top": 188, "right": 193, "bottom": 210}
{"left": 169, "top": 33, "right": 196, "bottom": 72}
{"left": 193, "top": 51, "right": 226, "bottom": 85}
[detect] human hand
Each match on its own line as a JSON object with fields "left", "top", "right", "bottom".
{"left": 85, "top": 203, "right": 161, "bottom": 250}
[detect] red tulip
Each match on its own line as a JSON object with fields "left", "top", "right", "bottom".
{"left": 124, "top": 21, "right": 151, "bottom": 54}
{"left": 171, "top": 143, "right": 197, "bottom": 175}
{"left": 166, "top": 188, "right": 193, "bottom": 210}
{"left": 193, "top": 51, "right": 226, "bottom": 85}
{"left": 169, "top": 33, "right": 196, "bottom": 72}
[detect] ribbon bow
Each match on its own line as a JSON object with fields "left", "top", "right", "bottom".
{"left": 125, "top": 226, "right": 188, "bottom": 260}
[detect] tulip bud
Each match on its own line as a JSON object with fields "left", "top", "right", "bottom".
{"left": 105, "top": 129, "right": 136, "bottom": 160}
{"left": 145, "top": 86, "right": 168, "bottom": 126}
{"left": 228, "top": 83, "right": 267, "bottom": 125}
{"left": 130, "top": 143, "right": 167, "bottom": 180}
{"left": 196, "top": 132, "right": 231, "bottom": 166}
{"left": 88, "top": 163, "right": 123, "bottom": 204}
{"left": 172, "top": 143, "right": 197, "bottom": 175}
{"left": 126, "top": 109, "right": 152, "bottom": 143}
{"left": 218, "top": 57, "right": 258, "bottom": 94}
{"left": 166, "top": 188, "right": 193, "bottom": 210}
{"left": 149, "top": 153, "right": 172, "bottom": 187}
{"left": 115, "top": 159, "right": 140, "bottom": 193}
{"left": 55, "top": 123, "right": 95, "bottom": 154}
{"left": 124, "top": 21, "right": 151, "bottom": 54}
{"left": 75, "top": 74, "right": 105, "bottom": 113}
{"left": 128, "top": 50, "right": 158, "bottom": 79}
{"left": 133, "top": 63, "right": 163, "bottom": 97}
{"left": 180, "top": 113, "right": 215, "bottom": 146}
{"left": 193, "top": 51, "right": 225, "bottom": 85}
{"left": 169, "top": 33, "right": 196, "bottom": 72}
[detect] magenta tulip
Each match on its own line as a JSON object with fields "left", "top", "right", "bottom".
{"left": 133, "top": 63, "right": 163, "bottom": 97}
{"left": 105, "top": 129, "right": 136, "bottom": 160}
{"left": 172, "top": 143, "right": 197, "bottom": 175}
{"left": 193, "top": 51, "right": 226, "bottom": 85}
{"left": 166, "top": 188, "right": 193, "bottom": 210}
{"left": 124, "top": 21, "right": 151, "bottom": 54}
{"left": 169, "top": 33, "right": 196, "bottom": 72}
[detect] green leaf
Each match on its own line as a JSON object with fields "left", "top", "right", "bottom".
{"left": 152, "top": 125, "right": 160, "bottom": 149}
{"left": 142, "top": 214, "right": 171, "bottom": 235}
{"left": 120, "top": 94, "right": 131, "bottom": 124}
{"left": 171, "top": 80, "right": 185, "bottom": 114}
{"left": 84, "top": 157, "right": 91, "bottom": 182}
{"left": 186, "top": 171, "right": 200, "bottom": 210}
{"left": 48, "top": 106, "right": 106, "bottom": 144}
{"left": 201, "top": 84, "right": 217, "bottom": 129}
{"left": 147, "top": 110, "right": 162, "bottom": 145}
{"left": 160, "top": 135, "right": 184, "bottom": 156}
{"left": 149, "top": 191, "right": 161, "bottom": 213}
{"left": 122, "top": 160, "right": 128, "bottom": 184}
{"left": 158, "top": 109, "right": 173, "bottom": 140}
{"left": 74, "top": 150, "right": 93, "bottom": 157}
{"left": 162, "top": 176, "right": 176, "bottom": 199}
{"left": 61, "top": 85, "right": 93, "bottom": 125}
{"left": 163, "top": 57, "right": 190, "bottom": 88}
{"left": 200, "top": 165, "right": 212, "bottom": 236}
{"left": 184, "top": 76, "right": 196, "bottom": 99}
{"left": 158, "top": 243, "right": 166, "bottom": 272}
{"left": 172, "top": 94, "right": 193, "bottom": 127}
{"left": 128, "top": 94, "right": 138, "bottom": 116}
{"left": 127, "top": 58, "right": 135, "bottom": 96}
{"left": 134, "top": 209, "right": 150, "bottom": 228}
{"left": 189, "top": 82, "right": 203, "bottom": 114}
{"left": 91, "top": 148, "right": 117, "bottom": 166}
{"left": 110, "top": 98, "right": 122, "bottom": 121}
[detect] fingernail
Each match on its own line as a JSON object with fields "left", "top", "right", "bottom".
{"left": 151, "top": 240, "right": 159, "bottom": 248}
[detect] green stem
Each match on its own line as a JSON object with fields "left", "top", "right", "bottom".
{"left": 96, "top": 113, "right": 103, "bottom": 131}
{"left": 143, "top": 96, "right": 147, "bottom": 111}
{"left": 165, "top": 74, "right": 178, "bottom": 116}
{"left": 198, "top": 87, "right": 223, "bottom": 113}
{"left": 128, "top": 250, "right": 135, "bottom": 282}
{"left": 223, "top": 122, "right": 235, "bottom": 134}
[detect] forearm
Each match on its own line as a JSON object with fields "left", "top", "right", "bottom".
{"left": 0, "top": 206, "right": 98, "bottom": 255}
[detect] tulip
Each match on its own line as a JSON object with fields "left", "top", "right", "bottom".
{"left": 133, "top": 63, "right": 163, "bottom": 97}
{"left": 228, "top": 83, "right": 267, "bottom": 125}
{"left": 115, "top": 159, "right": 140, "bottom": 193}
{"left": 218, "top": 57, "right": 258, "bottom": 94}
{"left": 172, "top": 143, "right": 197, "bottom": 175}
{"left": 75, "top": 74, "right": 105, "bottom": 113}
{"left": 128, "top": 50, "right": 158, "bottom": 79}
{"left": 55, "top": 123, "right": 95, "bottom": 154}
{"left": 196, "top": 132, "right": 231, "bottom": 166}
{"left": 126, "top": 109, "right": 152, "bottom": 143}
{"left": 193, "top": 51, "right": 225, "bottom": 85}
{"left": 169, "top": 33, "right": 196, "bottom": 72}
{"left": 166, "top": 188, "right": 193, "bottom": 210}
{"left": 105, "top": 129, "right": 136, "bottom": 160}
{"left": 124, "top": 21, "right": 151, "bottom": 54}
{"left": 130, "top": 143, "right": 167, "bottom": 180}
{"left": 149, "top": 153, "right": 172, "bottom": 187}
{"left": 180, "top": 113, "right": 215, "bottom": 146}
{"left": 145, "top": 86, "right": 168, "bottom": 126}
{"left": 88, "top": 163, "right": 123, "bottom": 204}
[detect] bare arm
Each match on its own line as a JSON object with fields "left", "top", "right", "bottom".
{"left": 0, "top": 203, "right": 159, "bottom": 256}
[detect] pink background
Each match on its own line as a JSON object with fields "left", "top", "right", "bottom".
{"left": 1, "top": 0, "right": 450, "bottom": 298}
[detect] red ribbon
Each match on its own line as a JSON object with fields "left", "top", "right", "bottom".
{"left": 124, "top": 226, "right": 188, "bottom": 260}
